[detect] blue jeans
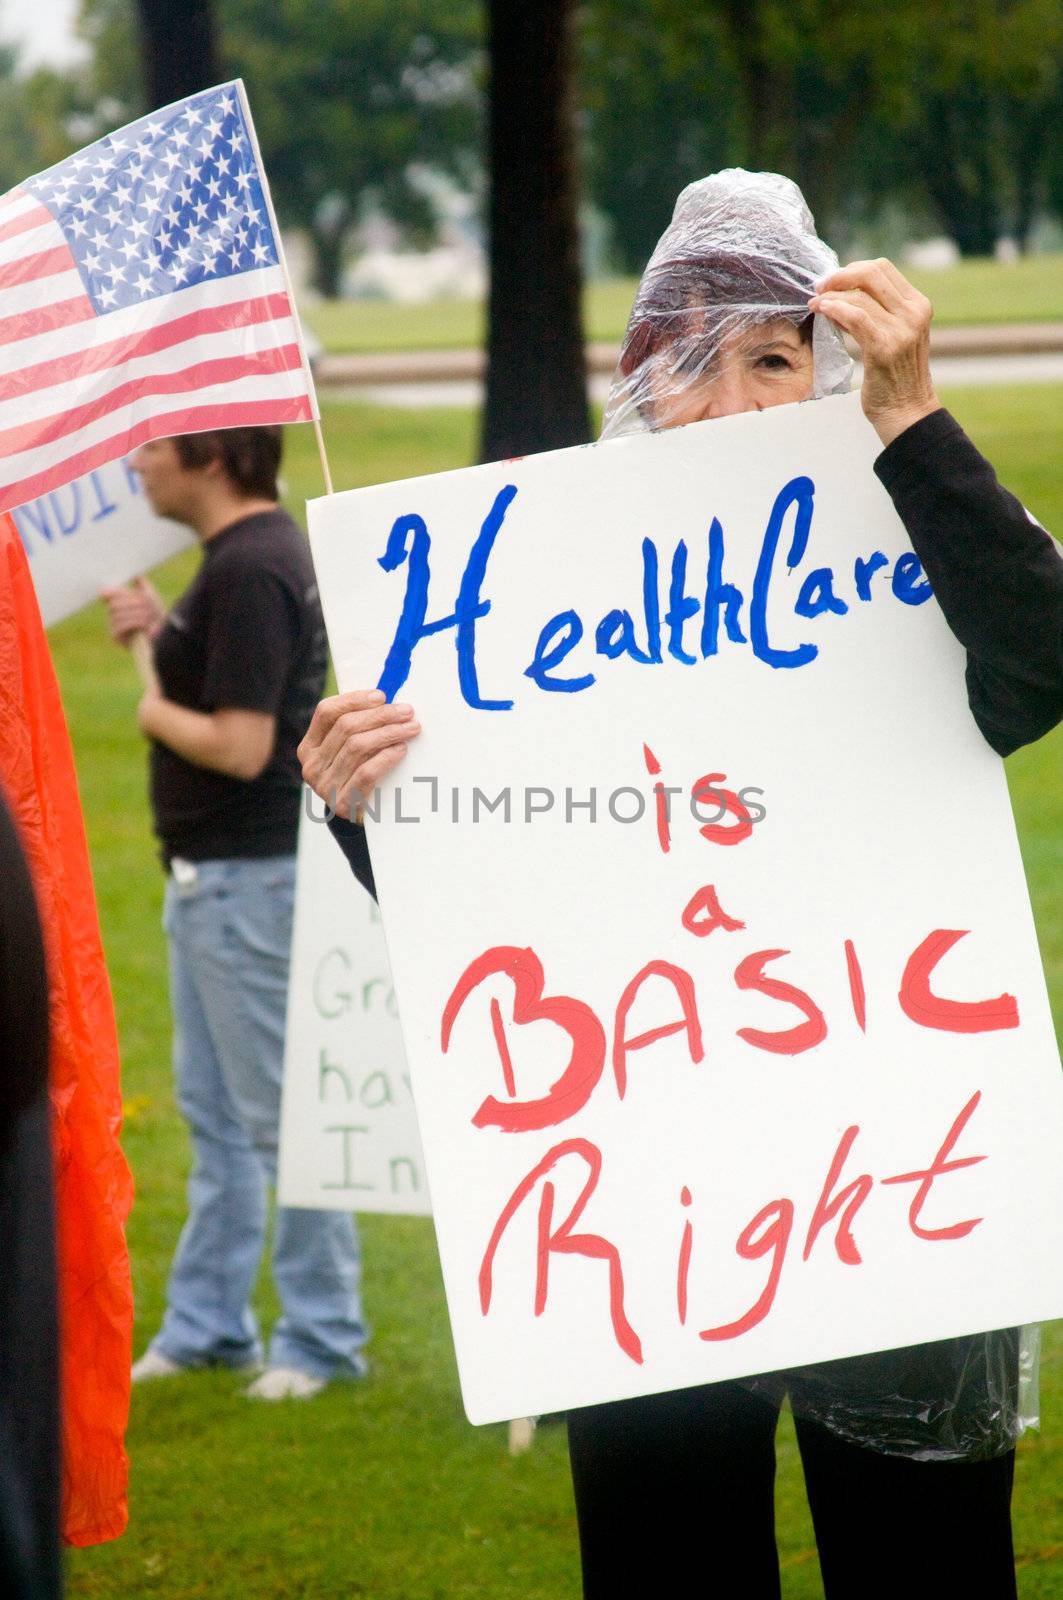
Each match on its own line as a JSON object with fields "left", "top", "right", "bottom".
{"left": 152, "top": 856, "right": 368, "bottom": 1379}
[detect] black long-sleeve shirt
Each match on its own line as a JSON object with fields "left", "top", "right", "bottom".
{"left": 327, "top": 409, "right": 1063, "bottom": 897}
{"left": 874, "top": 408, "right": 1063, "bottom": 755}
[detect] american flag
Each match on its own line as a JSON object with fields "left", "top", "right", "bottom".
{"left": 0, "top": 80, "right": 316, "bottom": 515}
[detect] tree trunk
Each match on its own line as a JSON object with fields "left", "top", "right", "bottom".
{"left": 1010, "top": 102, "right": 1046, "bottom": 253}
{"left": 718, "top": 0, "right": 794, "bottom": 174}
{"left": 134, "top": 0, "right": 220, "bottom": 110}
{"left": 481, "top": 0, "right": 591, "bottom": 462}
{"left": 310, "top": 223, "right": 346, "bottom": 300}
{"left": 916, "top": 84, "right": 1001, "bottom": 258}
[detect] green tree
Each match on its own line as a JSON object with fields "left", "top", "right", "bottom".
{"left": 581, "top": 1, "right": 738, "bottom": 272}
{"left": 223, "top": 0, "right": 482, "bottom": 296}
{"left": 581, "top": 0, "right": 1063, "bottom": 263}
{"left": 856, "top": 0, "right": 1063, "bottom": 254}
{"left": 0, "top": 47, "right": 82, "bottom": 191}
{"left": 76, "top": 0, "right": 482, "bottom": 296}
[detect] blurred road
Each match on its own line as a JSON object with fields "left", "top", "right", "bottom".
{"left": 314, "top": 327, "right": 1063, "bottom": 407}
{"left": 330, "top": 352, "right": 1063, "bottom": 408}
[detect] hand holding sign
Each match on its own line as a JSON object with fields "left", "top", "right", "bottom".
{"left": 100, "top": 575, "right": 167, "bottom": 647}
{"left": 809, "top": 259, "right": 940, "bottom": 448}
{"left": 298, "top": 689, "right": 421, "bottom": 819}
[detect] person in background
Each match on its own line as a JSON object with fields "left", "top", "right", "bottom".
{"left": 298, "top": 171, "right": 1063, "bottom": 1591}
{"left": 102, "top": 426, "right": 367, "bottom": 1401}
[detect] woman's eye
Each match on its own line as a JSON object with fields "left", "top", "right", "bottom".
{"left": 756, "top": 354, "right": 792, "bottom": 372}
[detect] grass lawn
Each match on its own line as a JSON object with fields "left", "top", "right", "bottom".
{"left": 59, "top": 388, "right": 1062, "bottom": 1598}
{"left": 305, "top": 256, "right": 1063, "bottom": 356}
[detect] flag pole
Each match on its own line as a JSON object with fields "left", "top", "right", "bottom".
{"left": 312, "top": 415, "right": 334, "bottom": 496}
{"left": 234, "top": 79, "right": 335, "bottom": 500}
{"left": 129, "top": 632, "right": 159, "bottom": 695}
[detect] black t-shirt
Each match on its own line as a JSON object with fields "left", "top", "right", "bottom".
{"left": 150, "top": 507, "right": 327, "bottom": 865}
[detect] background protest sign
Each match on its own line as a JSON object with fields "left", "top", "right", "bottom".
{"left": 15, "top": 455, "right": 193, "bottom": 626}
{"left": 308, "top": 391, "right": 1063, "bottom": 1425}
{"left": 278, "top": 804, "right": 428, "bottom": 1216}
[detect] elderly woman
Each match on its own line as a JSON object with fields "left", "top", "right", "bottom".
{"left": 301, "top": 171, "right": 1063, "bottom": 1597}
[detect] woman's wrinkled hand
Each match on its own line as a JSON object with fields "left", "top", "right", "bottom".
{"left": 298, "top": 690, "right": 420, "bottom": 821}
{"left": 809, "top": 258, "right": 941, "bottom": 447}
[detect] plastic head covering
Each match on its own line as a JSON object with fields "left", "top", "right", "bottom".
{"left": 601, "top": 168, "right": 853, "bottom": 440}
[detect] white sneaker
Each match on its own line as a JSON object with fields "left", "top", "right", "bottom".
{"left": 244, "top": 1366, "right": 326, "bottom": 1401}
{"left": 131, "top": 1348, "right": 187, "bottom": 1382}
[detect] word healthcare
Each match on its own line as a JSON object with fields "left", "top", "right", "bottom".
{"left": 374, "top": 472, "right": 931, "bottom": 708}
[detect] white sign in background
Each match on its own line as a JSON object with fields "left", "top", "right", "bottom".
{"left": 278, "top": 803, "right": 428, "bottom": 1216}
{"left": 14, "top": 455, "right": 193, "bottom": 626}
{"left": 308, "top": 392, "right": 1063, "bottom": 1425}
{"left": 18, "top": 457, "right": 423, "bottom": 1216}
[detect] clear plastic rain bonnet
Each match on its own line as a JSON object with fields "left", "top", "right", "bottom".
{"left": 601, "top": 168, "right": 853, "bottom": 440}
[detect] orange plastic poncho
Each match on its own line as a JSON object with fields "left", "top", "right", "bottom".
{"left": 0, "top": 512, "right": 133, "bottom": 1546}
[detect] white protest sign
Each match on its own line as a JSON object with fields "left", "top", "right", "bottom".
{"left": 278, "top": 801, "right": 429, "bottom": 1216}
{"left": 308, "top": 391, "right": 1063, "bottom": 1425}
{"left": 14, "top": 455, "right": 193, "bottom": 626}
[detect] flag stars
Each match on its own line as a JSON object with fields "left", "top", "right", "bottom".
{"left": 28, "top": 82, "right": 276, "bottom": 315}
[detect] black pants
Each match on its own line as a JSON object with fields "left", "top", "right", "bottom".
{"left": 567, "top": 1379, "right": 1016, "bottom": 1599}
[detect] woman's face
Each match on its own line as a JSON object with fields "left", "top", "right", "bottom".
{"left": 646, "top": 316, "right": 814, "bottom": 430}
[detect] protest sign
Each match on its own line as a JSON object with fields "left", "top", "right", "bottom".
{"left": 278, "top": 802, "right": 428, "bottom": 1216}
{"left": 15, "top": 454, "right": 193, "bottom": 626}
{"left": 308, "top": 391, "right": 1063, "bottom": 1425}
